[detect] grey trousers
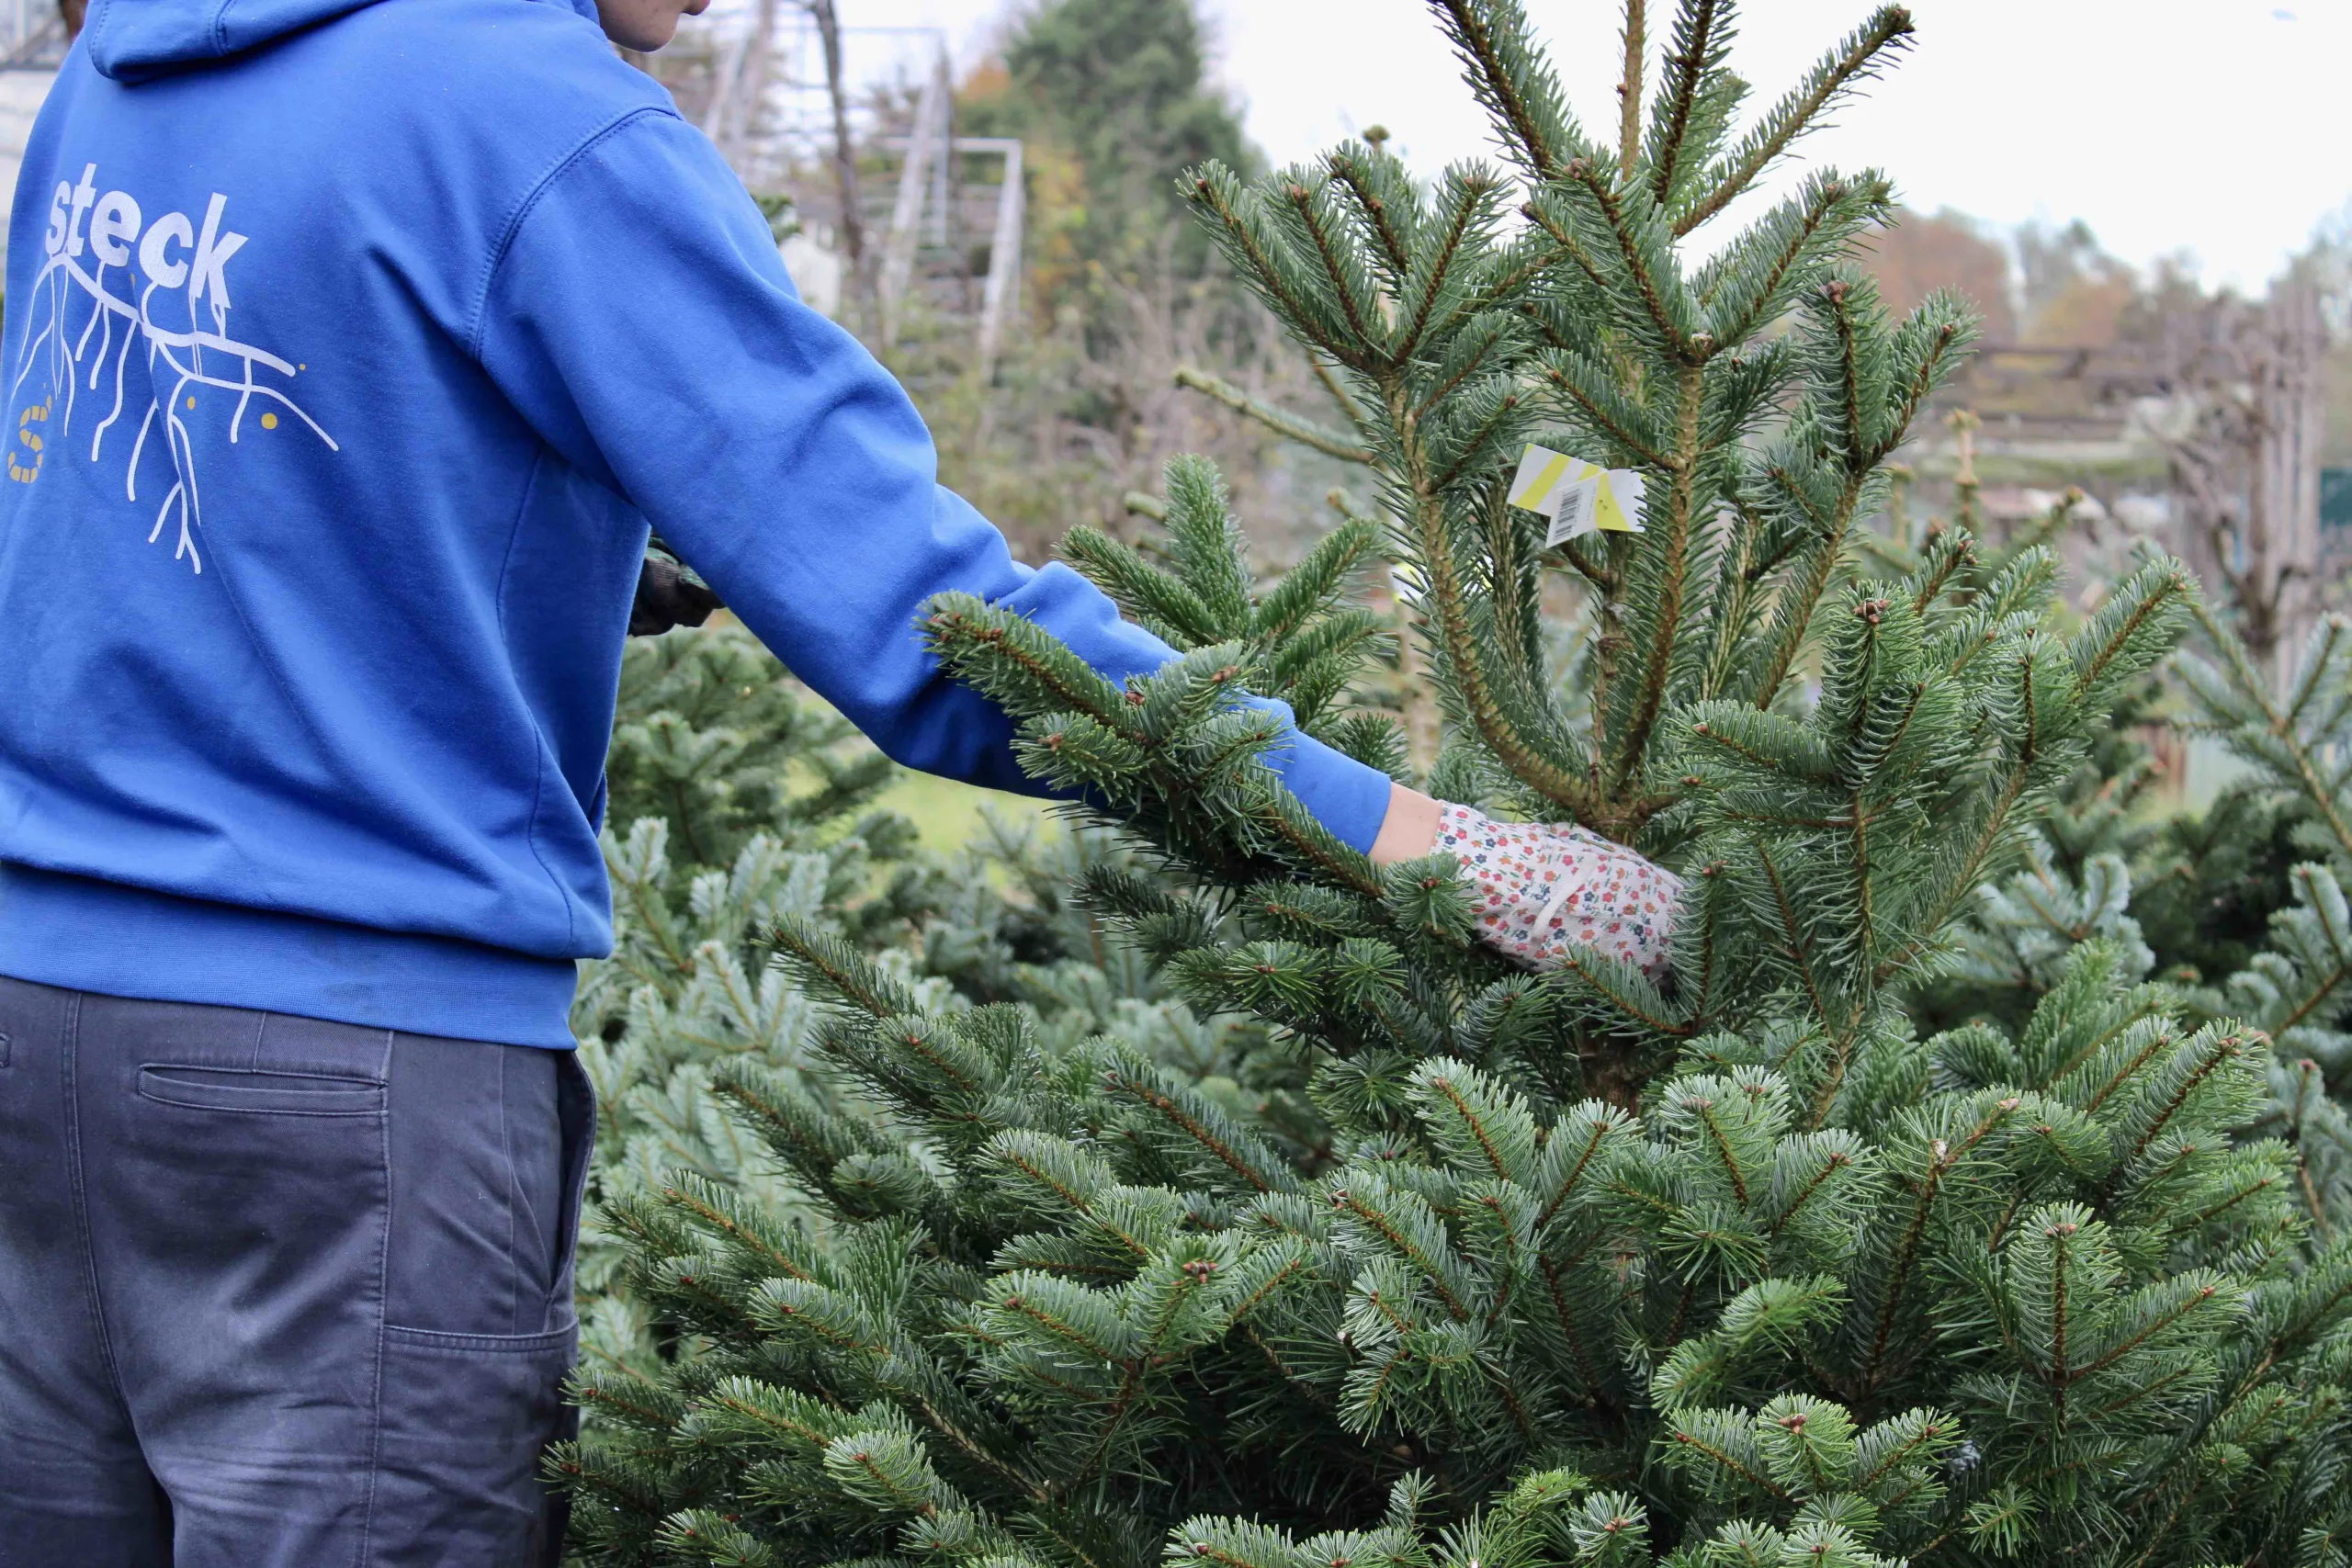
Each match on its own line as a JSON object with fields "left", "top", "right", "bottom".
{"left": 0, "top": 976, "right": 593, "bottom": 1567}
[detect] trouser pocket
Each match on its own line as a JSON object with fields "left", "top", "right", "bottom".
{"left": 137, "top": 1062, "right": 385, "bottom": 1114}
{"left": 370, "top": 1323, "right": 578, "bottom": 1568}
{"left": 369, "top": 1049, "right": 594, "bottom": 1567}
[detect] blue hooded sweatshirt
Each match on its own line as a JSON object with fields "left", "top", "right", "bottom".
{"left": 0, "top": 0, "right": 1396, "bottom": 1048}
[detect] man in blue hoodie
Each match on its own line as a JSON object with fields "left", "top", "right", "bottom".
{"left": 0, "top": 0, "right": 1679, "bottom": 1561}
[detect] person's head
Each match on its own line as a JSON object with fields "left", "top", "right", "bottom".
{"left": 594, "top": 0, "right": 708, "bottom": 51}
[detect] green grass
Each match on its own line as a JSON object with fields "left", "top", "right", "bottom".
{"left": 779, "top": 673, "right": 1058, "bottom": 854}
{"left": 875, "top": 767, "right": 1056, "bottom": 852}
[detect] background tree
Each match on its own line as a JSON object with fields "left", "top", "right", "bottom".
{"left": 962, "top": 0, "right": 1253, "bottom": 322}
{"left": 1866, "top": 207, "right": 2017, "bottom": 343}
{"left": 931, "top": 0, "right": 1358, "bottom": 564}
{"left": 572, "top": 619, "right": 1287, "bottom": 1382}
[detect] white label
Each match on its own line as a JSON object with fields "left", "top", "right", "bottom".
{"left": 1544, "top": 475, "right": 1602, "bottom": 545}
{"left": 1512, "top": 443, "right": 1645, "bottom": 539}
{"left": 1510, "top": 444, "right": 1582, "bottom": 513}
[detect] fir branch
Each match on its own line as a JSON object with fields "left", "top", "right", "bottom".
{"left": 1312, "top": 355, "right": 1370, "bottom": 425}
{"left": 1702, "top": 175, "right": 1884, "bottom": 347}
{"left": 1430, "top": 384, "right": 1529, "bottom": 492}
{"left": 1554, "top": 945, "right": 1695, "bottom": 1036}
{"left": 1397, "top": 174, "right": 1498, "bottom": 359}
{"left": 1892, "top": 318, "right": 1969, "bottom": 444}
{"left": 1226, "top": 1250, "right": 1317, "bottom": 1327}
{"left": 2077, "top": 1281, "right": 2223, "bottom": 1380}
{"left": 2189, "top": 600, "right": 2352, "bottom": 864}
{"left": 899, "top": 1393, "right": 1047, "bottom": 1505}
{"left": 1331, "top": 1188, "right": 1475, "bottom": 1321}
{"left": 1666, "top": 1420, "right": 1790, "bottom": 1499}
{"left": 1430, "top": 0, "right": 1589, "bottom": 181}
{"left": 1646, "top": 0, "right": 1725, "bottom": 209}
{"left": 1872, "top": 758, "right": 2031, "bottom": 985}
{"left": 1566, "top": 156, "right": 1701, "bottom": 361}
{"left": 1100, "top": 1064, "right": 1295, "bottom": 1196}
{"left": 1521, "top": 194, "right": 1617, "bottom": 302}
{"left": 1535, "top": 1121, "right": 1621, "bottom": 1231}
{"left": 1756, "top": 838, "right": 1838, "bottom": 1044}
{"left": 1326, "top": 148, "right": 1415, "bottom": 276}
{"left": 1173, "top": 365, "right": 1373, "bottom": 464}
{"left": 1618, "top": 0, "right": 1647, "bottom": 181}
{"left": 2121, "top": 1030, "right": 2253, "bottom": 1168}
{"left": 1423, "top": 1071, "right": 1519, "bottom": 1181}
{"left": 2069, "top": 559, "right": 2191, "bottom": 705}
{"left": 1672, "top": 6, "right": 1915, "bottom": 235}
{"left": 2044, "top": 1216, "right": 2077, "bottom": 1420}
{"left": 1187, "top": 168, "right": 1376, "bottom": 372}
{"left": 1392, "top": 393, "right": 1598, "bottom": 819}
{"left": 1854, "top": 1104, "right": 2010, "bottom": 1397}
{"left": 1259, "top": 785, "right": 1388, "bottom": 900}
{"left": 1285, "top": 178, "right": 1385, "bottom": 355}
{"left": 992, "top": 1146, "right": 1151, "bottom": 1259}
{"left": 925, "top": 598, "right": 1128, "bottom": 730}
{"left": 1539, "top": 356, "right": 1676, "bottom": 469}
{"left": 1747, "top": 505, "right": 1860, "bottom": 711}
{"left": 2064, "top": 1021, "right": 2178, "bottom": 1112}
{"left": 661, "top": 1179, "right": 815, "bottom": 1282}
{"left": 1613, "top": 361, "right": 1707, "bottom": 790}
{"left": 1695, "top": 1101, "right": 1755, "bottom": 1206}
{"left": 1905, "top": 536, "right": 1973, "bottom": 615}
{"left": 766, "top": 916, "right": 921, "bottom": 1021}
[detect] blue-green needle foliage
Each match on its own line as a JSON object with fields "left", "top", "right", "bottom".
{"left": 558, "top": 912, "right": 2352, "bottom": 1568}
{"left": 558, "top": 4, "right": 2352, "bottom": 1567}
{"left": 2170, "top": 606, "right": 2352, "bottom": 1237}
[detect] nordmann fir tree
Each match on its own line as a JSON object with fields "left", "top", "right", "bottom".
{"left": 574, "top": 621, "right": 1260, "bottom": 1350}
{"left": 558, "top": 3, "right": 2352, "bottom": 1565}
{"left": 1856, "top": 473, "right": 2351, "bottom": 1230}
{"left": 2170, "top": 603, "right": 2352, "bottom": 1234}
{"left": 572, "top": 619, "right": 945, "bottom": 1368}
{"left": 563, "top": 478, "right": 2352, "bottom": 1563}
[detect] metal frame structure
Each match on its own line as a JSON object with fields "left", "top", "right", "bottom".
{"left": 0, "top": 0, "right": 66, "bottom": 70}
{"left": 651, "top": 5, "right": 1026, "bottom": 376}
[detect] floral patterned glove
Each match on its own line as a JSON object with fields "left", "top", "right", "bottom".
{"left": 1434, "top": 803, "right": 1682, "bottom": 979}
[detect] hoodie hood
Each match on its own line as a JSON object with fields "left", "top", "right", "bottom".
{"left": 82, "top": 0, "right": 596, "bottom": 81}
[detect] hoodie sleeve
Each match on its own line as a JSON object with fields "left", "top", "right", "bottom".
{"left": 473, "top": 108, "right": 1394, "bottom": 852}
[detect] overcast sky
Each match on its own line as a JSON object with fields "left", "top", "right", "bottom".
{"left": 817, "top": 0, "right": 2352, "bottom": 295}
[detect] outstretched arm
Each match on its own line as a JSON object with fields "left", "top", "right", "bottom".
{"left": 475, "top": 108, "right": 1395, "bottom": 852}
{"left": 1369, "top": 783, "right": 1442, "bottom": 864}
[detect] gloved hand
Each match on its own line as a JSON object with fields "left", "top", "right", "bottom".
{"left": 628, "top": 552, "right": 724, "bottom": 637}
{"left": 1434, "top": 803, "right": 1680, "bottom": 979}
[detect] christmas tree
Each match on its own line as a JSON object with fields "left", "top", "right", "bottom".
{"left": 573, "top": 620, "right": 1284, "bottom": 1372}
{"left": 571, "top": 619, "right": 938, "bottom": 1367}
{"left": 558, "top": 2, "right": 2352, "bottom": 1563}
{"left": 2170, "top": 604, "right": 2352, "bottom": 1231}
{"left": 1860, "top": 468, "right": 2352, "bottom": 1239}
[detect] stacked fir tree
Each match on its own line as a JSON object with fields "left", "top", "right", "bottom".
{"left": 571, "top": 620, "right": 936, "bottom": 1364}
{"left": 560, "top": 4, "right": 2352, "bottom": 1565}
{"left": 574, "top": 620, "right": 1279, "bottom": 1371}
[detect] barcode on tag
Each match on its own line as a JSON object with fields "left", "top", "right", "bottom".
{"left": 1544, "top": 475, "right": 1601, "bottom": 546}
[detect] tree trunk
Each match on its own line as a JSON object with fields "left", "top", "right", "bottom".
{"left": 804, "top": 0, "right": 874, "bottom": 330}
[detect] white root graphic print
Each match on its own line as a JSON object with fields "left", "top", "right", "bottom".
{"left": 8, "top": 164, "right": 334, "bottom": 574}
